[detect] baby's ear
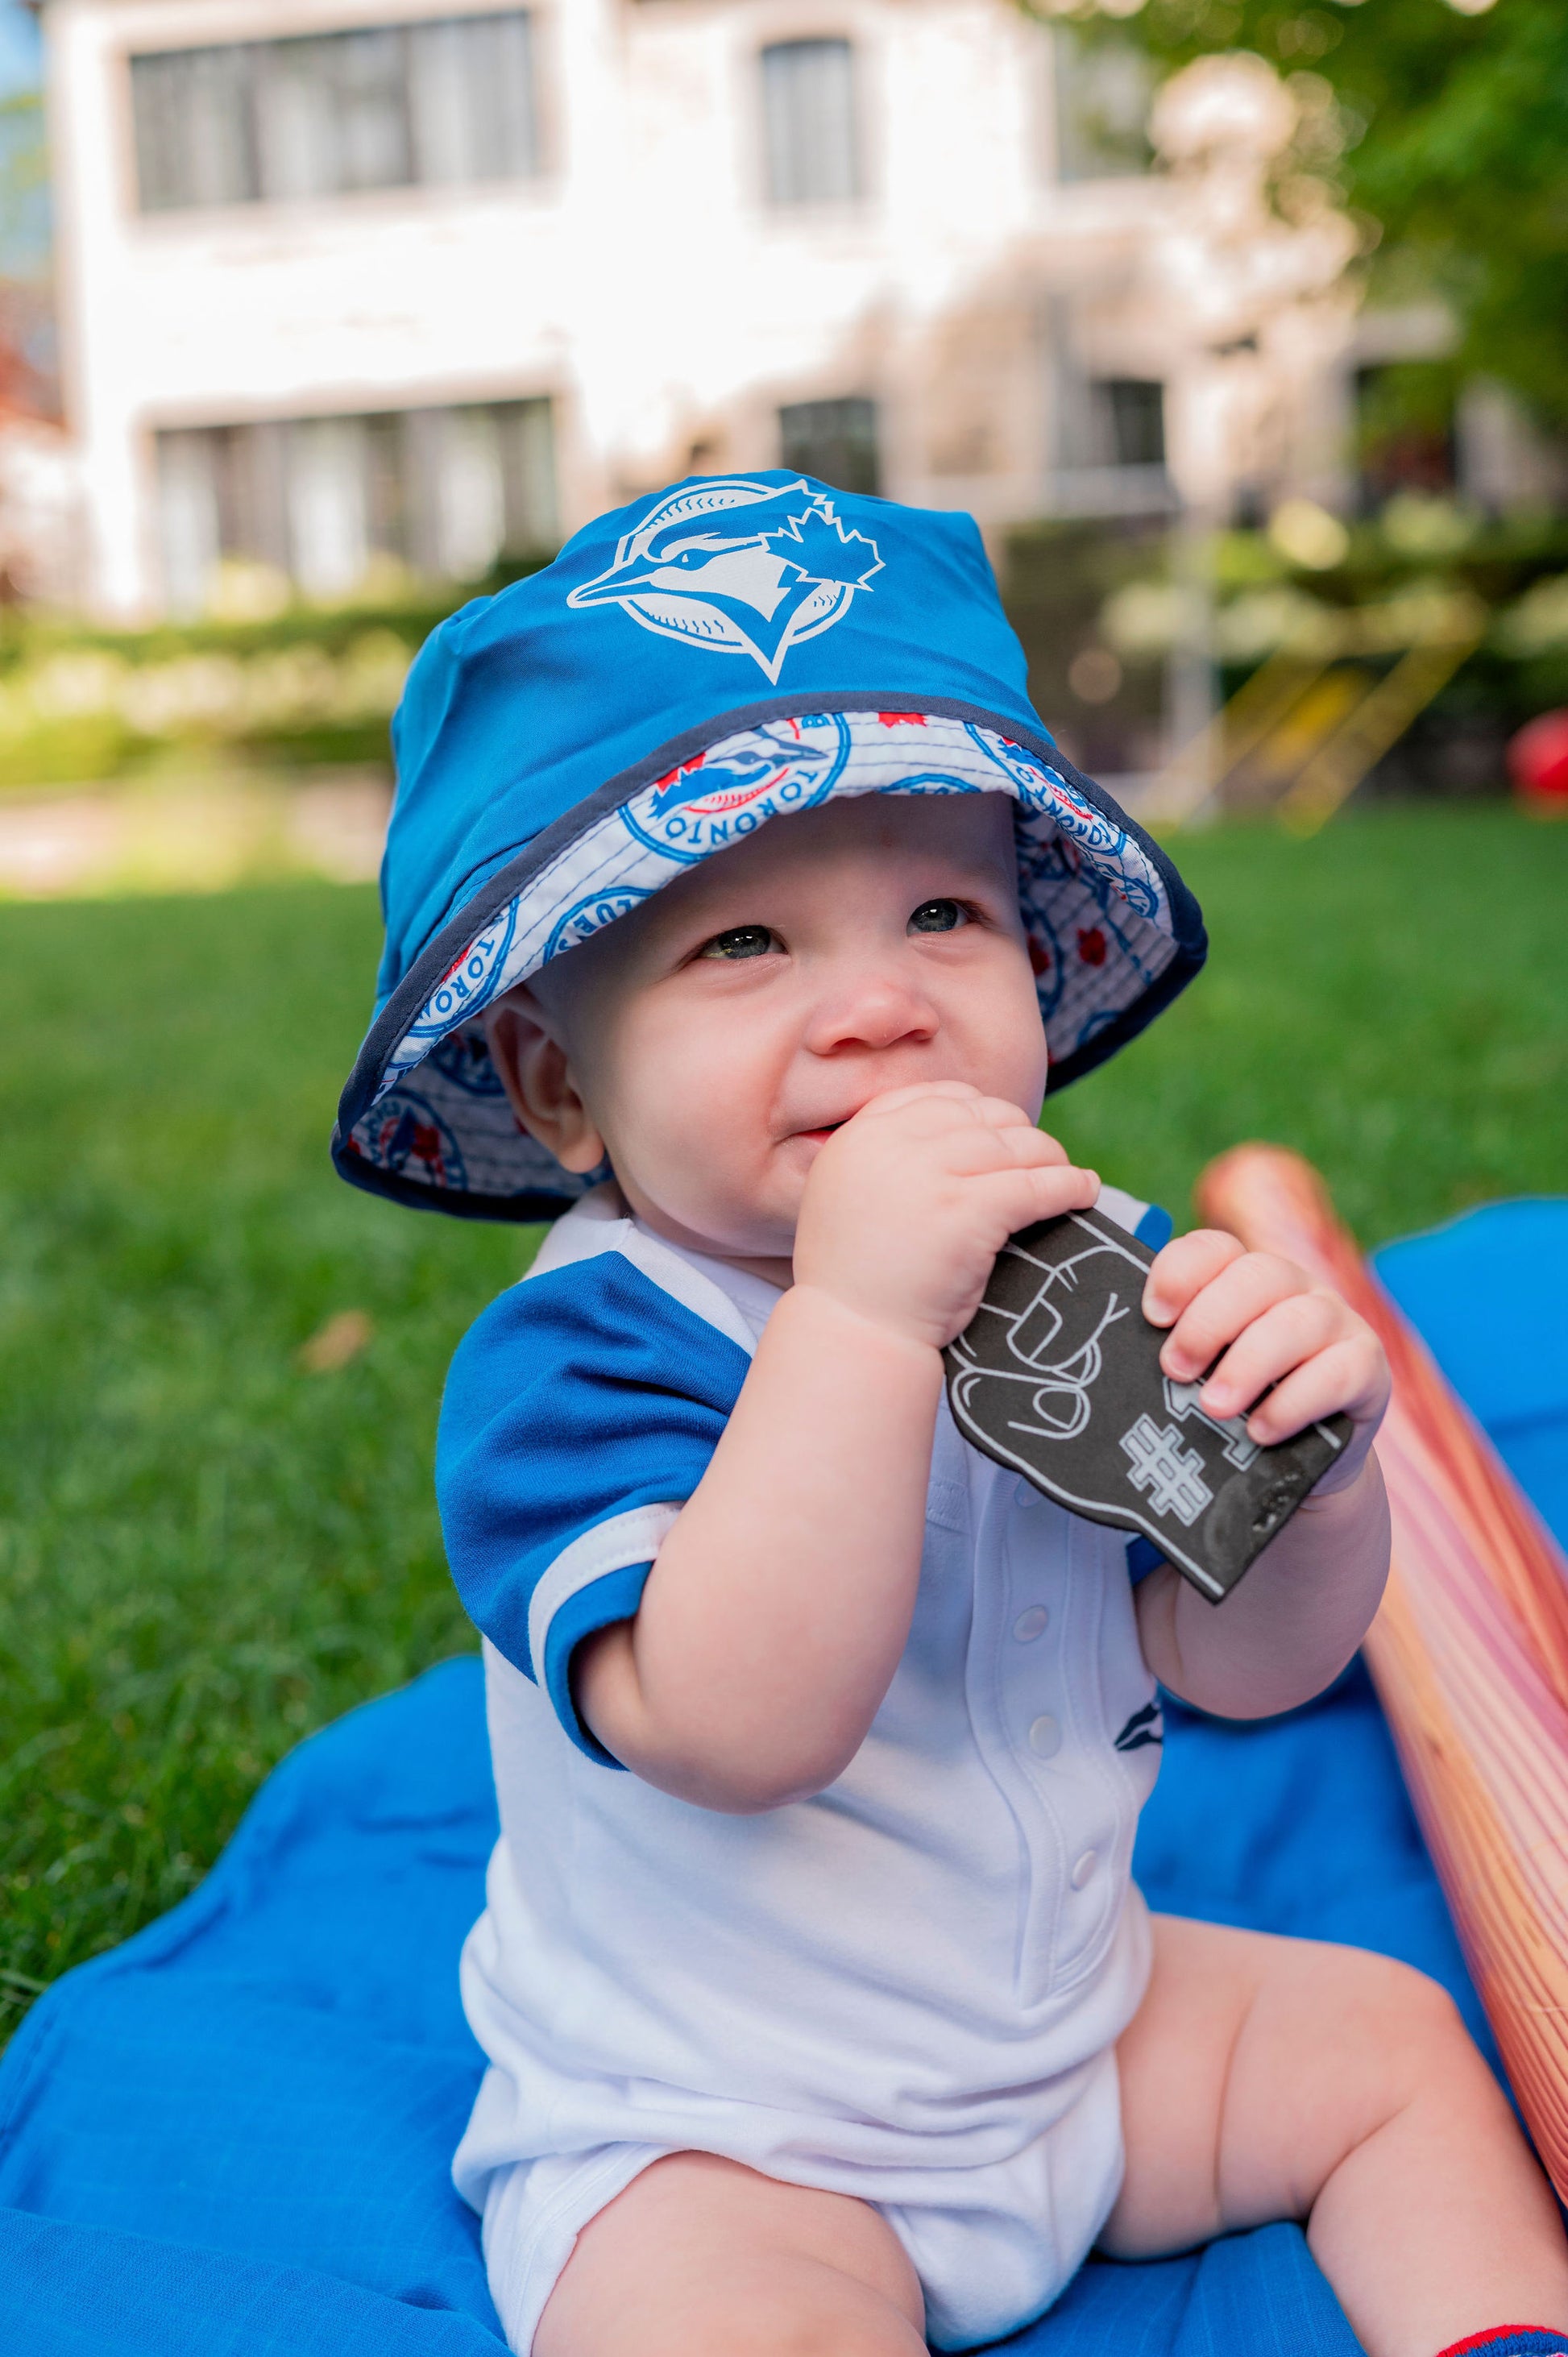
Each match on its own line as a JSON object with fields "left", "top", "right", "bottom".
{"left": 481, "top": 989, "right": 607, "bottom": 1175}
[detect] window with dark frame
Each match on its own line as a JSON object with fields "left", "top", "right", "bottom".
{"left": 778, "top": 397, "right": 879, "bottom": 496}
{"left": 1090, "top": 380, "right": 1165, "bottom": 470}
{"left": 156, "top": 398, "right": 558, "bottom": 612}
{"left": 131, "top": 13, "right": 540, "bottom": 214}
{"left": 761, "top": 39, "right": 859, "bottom": 206}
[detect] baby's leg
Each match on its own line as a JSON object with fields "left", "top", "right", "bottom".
{"left": 1107, "top": 1914, "right": 1568, "bottom": 2357}
{"left": 533, "top": 2151, "right": 926, "bottom": 2357}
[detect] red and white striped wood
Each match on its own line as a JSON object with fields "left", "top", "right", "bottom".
{"left": 1196, "top": 1144, "right": 1568, "bottom": 2198}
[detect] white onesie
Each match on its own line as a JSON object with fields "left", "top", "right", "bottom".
{"left": 435, "top": 1187, "right": 1168, "bottom": 2352}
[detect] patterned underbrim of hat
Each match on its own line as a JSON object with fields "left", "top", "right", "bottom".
{"left": 338, "top": 710, "right": 1201, "bottom": 1218}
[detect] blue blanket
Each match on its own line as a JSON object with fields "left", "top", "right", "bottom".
{"left": 3, "top": 1199, "right": 1565, "bottom": 2357}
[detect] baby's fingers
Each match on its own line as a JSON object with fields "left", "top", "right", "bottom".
{"left": 972, "top": 1160, "right": 1099, "bottom": 1236}
{"left": 935, "top": 1111, "right": 1072, "bottom": 1178}
{"left": 1156, "top": 1250, "right": 1307, "bottom": 1383}
{"left": 1197, "top": 1289, "right": 1345, "bottom": 1424}
{"left": 975, "top": 1114, "right": 1071, "bottom": 1167}
{"left": 860, "top": 1081, "right": 981, "bottom": 1120}
{"left": 1142, "top": 1229, "right": 1245, "bottom": 1327}
{"left": 1240, "top": 1332, "right": 1391, "bottom": 1448}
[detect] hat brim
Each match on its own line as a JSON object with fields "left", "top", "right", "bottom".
{"left": 333, "top": 697, "right": 1205, "bottom": 1221}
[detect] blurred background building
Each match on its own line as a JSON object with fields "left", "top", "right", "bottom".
{"left": 48, "top": 0, "right": 1190, "bottom": 619}
{"left": 0, "top": 0, "right": 1558, "bottom": 883}
{"left": 39, "top": 0, "right": 1542, "bottom": 624}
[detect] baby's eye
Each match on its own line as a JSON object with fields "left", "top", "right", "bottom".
{"left": 908, "top": 898, "right": 967, "bottom": 935}
{"left": 697, "top": 924, "right": 780, "bottom": 961}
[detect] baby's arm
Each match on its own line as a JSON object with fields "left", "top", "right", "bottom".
{"left": 574, "top": 1085, "right": 1098, "bottom": 1811}
{"left": 1132, "top": 1229, "right": 1392, "bottom": 1718}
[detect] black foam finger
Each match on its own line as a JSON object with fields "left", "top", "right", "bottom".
{"left": 944, "top": 1206, "right": 1352, "bottom": 1600}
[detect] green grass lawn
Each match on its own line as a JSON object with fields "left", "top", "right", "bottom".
{"left": 2, "top": 805, "right": 1566, "bottom": 2038}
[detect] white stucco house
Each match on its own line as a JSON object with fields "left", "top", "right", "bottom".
{"left": 34, "top": 0, "right": 1511, "bottom": 622}
{"left": 28, "top": 0, "right": 1194, "bottom": 616}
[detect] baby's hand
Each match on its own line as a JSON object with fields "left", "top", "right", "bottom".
{"left": 1143, "top": 1230, "right": 1390, "bottom": 1494}
{"left": 793, "top": 1082, "right": 1098, "bottom": 1353}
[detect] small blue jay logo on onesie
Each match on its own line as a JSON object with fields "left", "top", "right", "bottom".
{"left": 567, "top": 476, "right": 883, "bottom": 683}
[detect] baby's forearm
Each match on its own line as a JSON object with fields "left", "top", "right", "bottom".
{"left": 1135, "top": 1452, "right": 1391, "bottom": 1719}
{"left": 575, "top": 1284, "right": 942, "bottom": 1811}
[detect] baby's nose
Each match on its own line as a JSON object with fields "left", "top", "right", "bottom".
{"left": 803, "top": 968, "right": 939, "bottom": 1055}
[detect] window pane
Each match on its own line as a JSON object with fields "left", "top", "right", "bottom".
{"left": 208, "top": 425, "right": 256, "bottom": 556}
{"left": 257, "top": 28, "right": 413, "bottom": 200}
{"left": 409, "top": 14, "right": 538, "bottom": 186}
{"left": 406, "top": 21, "right": 471, "bottom": 186}
{"left": 159, "top": 400, "right": 553, "bottom": 608}
{"left": 332, "top": 28, "right": 413, "bottom": 193}
{"left": 156, "top": 430, "right": 223, "bottom": 612}
{"left": 285, "top": 417, "right": 371, "bottom": 598}
{"left": 131, "top": 56, "right": 182, "bottom": 212}
{"left": 135, "top": 16, "right": 542, "bottom": 209}
{"left": 133, "top": 48, "right": 259, "bottom": 211}
{"left": 779, "top": 397, "right": 878, "bottom": 495}
{"left": 1095, "top": 380, "right": 1164, "bottom": 469}
{"left": 363, "top": 412, "right": 411, "bottom": 558}
{"left": 497, "top": 397, "right": 557, "bottom": 549}
{"left": 255, "top": 38, "right": 342, "bottom": 200}
{"left": 761, "top": 40, "right": 857, "bottom": 206}
{"left": 240, "top": 423, "right": 293, "bottom": 573}
{"left": 157, "top": 423, "right": 297, "bottom": 606}
{"left": 461, "top": 14, "right": 537, "bottom": 181}
{"left": 436, "top": 407, "right": 509, "bottom": 577}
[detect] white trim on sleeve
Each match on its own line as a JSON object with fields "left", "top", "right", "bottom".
{"left": 525, "top": 1194, "right": 761, "bottom": 1361}
{"left": 1096, "top": 1183, "right": 1151, "bottom": 1239}
{"left": 615, "top": 1225, "right": 760, "bottom": 1359}
{"left": 527, "top": 1500, "right": 683, "bottom": 1681}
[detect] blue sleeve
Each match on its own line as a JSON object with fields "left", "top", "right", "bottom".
{"left": 436, "top": 1251, "right": 751, "bottom": 1765}
{"left": 1094, "top": 1185, "right": 1173, "bottom": 1255}
{"left": 1126, "top": 1534, "right": 1168, "bottom": 1584}
{"left": 1134, "top": 1202, "right": 1174, "bottom": 1251}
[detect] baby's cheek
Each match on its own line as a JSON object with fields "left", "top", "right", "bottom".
{"left": 973, "top": 954, "right": 1049, "bottom": 1118}
{"left": 618, "top": 1032, "right": 794, "bottom": 1238}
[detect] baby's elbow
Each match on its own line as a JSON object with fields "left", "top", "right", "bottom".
{"left": 586, "top": 1648, "right": 865, "bottom": 1811}
{"left": 631, "top": 1732, "right": 852, "bottom": 1815}
{"left": 580, "top": 1629, "right": 865, "bottom": 1811}
{"left": 687, "top": 1773, "right": 828, "bottom": 1815}
{"left": 1168, "top": 1637, "right": 1363, "bottom": 1723}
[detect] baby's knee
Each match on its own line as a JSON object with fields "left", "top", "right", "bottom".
{"left": 1339, "top": 1948, "right": 1463, "bottom": 2048}
{"left": 1325, "top": 1948, "right": 1483, "bottom": 2120}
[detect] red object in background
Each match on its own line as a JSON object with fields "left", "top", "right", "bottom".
{"left": 1508, "top": 711, "right": 1568, "bottom": 805}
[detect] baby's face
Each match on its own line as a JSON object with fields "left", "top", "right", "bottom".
{"left": 488, "top": 791, "right": 1049, "bottom": 1269}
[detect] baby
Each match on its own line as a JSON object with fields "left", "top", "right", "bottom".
{"left": 334, "top": 474, "right": 1568, "bottom": 2357}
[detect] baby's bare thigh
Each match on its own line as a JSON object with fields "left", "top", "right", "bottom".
{"left": 533, "top": 2151, "right": 927, "bottom": 2357}
{"left": 1105, "top": 1911, "right": 1468, "bottom": 2259}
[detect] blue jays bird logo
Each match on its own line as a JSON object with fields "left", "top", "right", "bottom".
{"left": 622, "top": 714, "right": 852, "bottom": 863}
{"left": 567, "top": 476, "right": 883, "bottom": 683}
{"left": 647, "top": 724, "right": 834, "bottom": 820}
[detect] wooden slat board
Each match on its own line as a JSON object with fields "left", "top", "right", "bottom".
{"left": 1196, "top": 1145, "right": 1568, "bottom": 2196}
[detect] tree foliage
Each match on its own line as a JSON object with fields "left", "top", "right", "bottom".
{"left": 0, "top": 87, "right": 48, "bottom": 277}
{"left": 1089, "top": 0, "right": 1568, "bottom": 434}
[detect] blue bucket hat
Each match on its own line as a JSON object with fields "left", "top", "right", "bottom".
{"left": 334, "top": 472, "right": 1206, "bottom": 1220}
